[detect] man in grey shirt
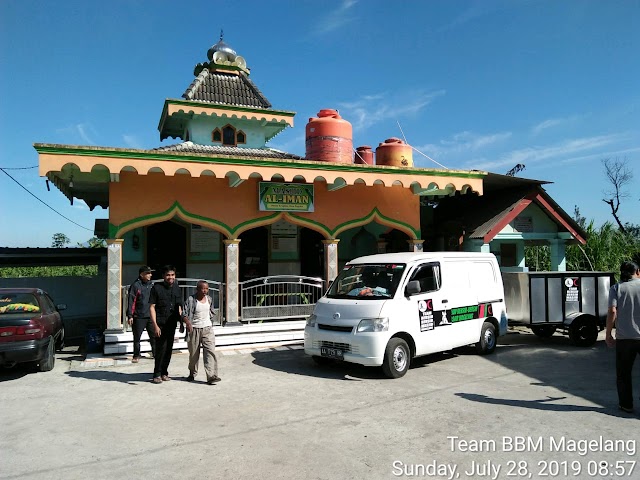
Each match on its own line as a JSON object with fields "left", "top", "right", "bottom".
{"left": 182, "top": 280, "right": 221, "bottom": 385}
{"left": 606, "top": 261, "right": 640, "bottom": 413}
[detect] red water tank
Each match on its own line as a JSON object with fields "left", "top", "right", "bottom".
{"left": 375, "top": 137, "right": 413, "bottom": 167}
{"left": 305, "top": 109, "right": 353, "bottom": 163}
{"left": 354, "top": 145, "right": 374, "bottom": 165}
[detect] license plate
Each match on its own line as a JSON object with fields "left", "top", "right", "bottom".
{"left": 320, "top": 347, "right": 344, "bottom": 360}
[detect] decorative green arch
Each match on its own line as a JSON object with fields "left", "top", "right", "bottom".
{"left": 110, "top": 202, "right": 419, "bottom": 241}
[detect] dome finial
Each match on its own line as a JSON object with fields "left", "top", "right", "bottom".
{"left": 207, "top": 30, "right": 237, "bottom": 61}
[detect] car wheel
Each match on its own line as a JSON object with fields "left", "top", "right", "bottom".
{"left": 476, "top": 322, "right": 497, "bottom": 355}
{"left": 56, "top": 326, "right": 65, "bottom": 351}
{"left": 569, "top": 317, "right": 598, "bottom": 347}
{"left": 39, "top": 338, "right": 56, "bottom": 372}
{"left": 531, "top": 325, "right": 557, "bottom": 338}
{"left": 382, "top": 338, "right": 410, "bottom": 379}
{"left": 311, "top": 355, "right": 334, "bottom": 366}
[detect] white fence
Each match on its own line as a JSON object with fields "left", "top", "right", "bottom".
{"left": 239, "top": 275, "right": 324, "bottom": 323}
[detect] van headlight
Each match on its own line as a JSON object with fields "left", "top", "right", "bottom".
{"left": 306, "top": 314, "right": 317, "bottom": 327}
{"left": 356, "top": 317, "right": 389, "bottom": 333}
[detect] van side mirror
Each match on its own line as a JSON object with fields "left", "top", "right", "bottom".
{"left": 405, "top": 280, "right": 420, "bottom": 296}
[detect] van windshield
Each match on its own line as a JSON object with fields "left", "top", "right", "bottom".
{"left": 326, "top": 264, "right": 406, "bottom": 299}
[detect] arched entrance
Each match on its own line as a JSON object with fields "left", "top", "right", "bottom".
{"left": 239, "top": 227, "right": 268, "bottom": 281}
{"left": 300, "top": 228, "right": 324, "bottom": 278}
{"left": 381, "top": 228, "right": 411, "bottom": 253}
{"left": 146, "top": 220, "right": 187, "bottom": 276}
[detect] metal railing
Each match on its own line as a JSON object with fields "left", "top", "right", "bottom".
{"left": 121, "top": 278, "right": 225, "bottom": 330}
{"left": 239, "top": 275, "right": 324, "bottom": 323}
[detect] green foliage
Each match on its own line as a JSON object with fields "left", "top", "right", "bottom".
{"left": 525, "top": 221, "right": 640, "bottom": 277}
{"left": 524, "top": 244, "right": 550, "bottom": 271}
{"left": 78, "top": 236, "right": 106, "bottom": 248}
{"left": 51, "top": 233, "right": 70, "bottom": 248}
{"left": 566, "top": 221, "right": 640, "bottom": 277}
{"left": 0, "top": 265, "right": 98, "bottom": 278}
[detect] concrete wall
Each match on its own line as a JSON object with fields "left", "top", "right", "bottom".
{"left": 0, "top": 275, "right": 107, "bottom": 342}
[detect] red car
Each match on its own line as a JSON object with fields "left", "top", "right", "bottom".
{"left": 0, "top": 288, "right": 66, "bottom": 371}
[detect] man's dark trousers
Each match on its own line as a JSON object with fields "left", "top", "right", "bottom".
{"left": 133, "top": 317, "right": 156, "bottom": 358}
{"left": 154, "top": 320, "right": 177, "bottom": 378}
{"left": 616, "top": 339, "right": 640, "bottom": 409}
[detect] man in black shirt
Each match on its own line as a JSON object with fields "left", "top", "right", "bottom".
{"left": 126, "top": 265, "right": 156, "bottom": 362}
{"left": 149, "top": 265, "right": 183, "bottom": 384}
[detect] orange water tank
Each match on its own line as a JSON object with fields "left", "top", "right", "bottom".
{"left": 354, "top": 145, "right": 374, "bottom": 165}
{"left": 375, "top": 137, "right": 413, "bottom": 167}
{"left": 305, "top": 109, "right": 353, "bottom": 163}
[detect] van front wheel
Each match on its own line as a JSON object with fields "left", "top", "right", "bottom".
{"left": 382, "top": 338, "right": 410, "bottom": 379}
{"left": 476, "top": 322, "right": 497, "bottom": 355}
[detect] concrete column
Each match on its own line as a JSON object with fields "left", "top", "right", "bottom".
{"left": 224, "top": 239, "right": 241, "bottom": 324}
{"left": 322, "top": 239, "right": 340, "bottom": 287}
{"left": 105, "top": 239, "right": 124, "bottom": 333}
{"left": 550, "top": 239, "right": 566, "bottom": 272}
{"left": 516, "top": 242, "right": 526, "bottom": 270}
{"left": 408, "top": 240, "right": 424, "bottom": 252}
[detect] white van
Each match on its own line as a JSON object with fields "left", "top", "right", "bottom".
{"left": 304, "top": 252, "right": 508, "bottom": 378}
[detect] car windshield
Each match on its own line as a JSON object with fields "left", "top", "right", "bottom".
{"left": 326, "top": 263, "right": 406, "bottom": 299}
{"left": 0, "top": 293, "right": 41, "bottom": 314}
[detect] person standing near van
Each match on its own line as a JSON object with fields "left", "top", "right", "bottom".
{"left": 182, "top": 280, "right": 221, "bottom": 384}
{"left": 149, "top": 265, "right": 183, "bottom": 384}
{"left": 126, "top": 266, "right": 156, "bottom": 363}
{"left": 606, "top": 261, "right": 640, "bottom": 413}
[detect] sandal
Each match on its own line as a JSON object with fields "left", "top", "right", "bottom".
{"left": 152, "top": 377, "right": 162, "bottom": 384}
{"left": 161, "top": 375, "right": 171, "bottom": 381}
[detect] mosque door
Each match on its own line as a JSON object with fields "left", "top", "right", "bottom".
{"left": 300, "top": 228, "right": 324, "bottom": 278}
{"left": 146, "top": 221, "right": 187, "bottom": 277}
{"left": 239, "top": 227, "right": 268, "bottom": 281}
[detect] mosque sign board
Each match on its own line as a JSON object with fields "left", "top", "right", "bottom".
{"left": 259, "top": 182, "right": 314, "bottom": 212}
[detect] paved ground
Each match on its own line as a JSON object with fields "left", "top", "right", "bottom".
{"left": 1, "top": 328, "right": 638, "bottom": 480}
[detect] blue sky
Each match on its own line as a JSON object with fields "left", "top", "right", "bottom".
{"left": 1, "top": 0, "right": 638, "bottom": 247}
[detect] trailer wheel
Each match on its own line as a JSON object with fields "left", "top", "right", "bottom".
{"left": 531, "top": 325, "right": 557, "bottom": 338}
{"left": 476, "top": 322, "right": 497, "bottom": 355}
{"left": 569, "top": 317, "right": 598, "bottom": 347}
{"left": 382, "top": 338, "right": 410, "bottom": 378}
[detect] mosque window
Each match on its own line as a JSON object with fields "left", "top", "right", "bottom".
{"left": 237, "top": 130, "right": 246, "bottom": 144}
{"left": 212, "top": 128, "right": 222, "bottom": 142}
{"left": 223, "top": 125, "right": 236, "bottom": 146}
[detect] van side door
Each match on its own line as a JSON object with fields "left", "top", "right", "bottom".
{"left": 399, "top": 262, "right": 454, "bottom": 355}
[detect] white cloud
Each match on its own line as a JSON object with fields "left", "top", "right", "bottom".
{"left": 312, "top": 0, "right": 358, "bottom": 36}
{"left": 338, "top": 89, "right": 446, "bottom": 131}
{"left": 71, "top": 199, "right": 89, "bottom": 210}
{"left": 531, "top": 114, "right": 584, "bottom": 135}
{"left": 123, "top": 134, "right": 144, "bottom": 149}
{"left": 438, "top": 0, "right": 515, "bottom": 32}
{"left": 468, "top": 133, "right": 629, "bottom": 170}
{"left": 56, "top": 123, "right": 97, "bottom": 145}
{"left": 415, "top": 130, "right": 512, "bottom": 159}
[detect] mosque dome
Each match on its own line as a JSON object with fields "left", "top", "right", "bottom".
{"left": 207, "top": 31, "right": 237, "bottom": 61}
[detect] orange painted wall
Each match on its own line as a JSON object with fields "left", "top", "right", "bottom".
{"left": 110, "top": 173, "right": 420, "bottom": 238}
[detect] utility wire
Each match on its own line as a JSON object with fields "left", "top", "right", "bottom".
{"left": 0, "top": 165, "right": 38, "bottom": 170}
{"left": 0, "top": 167, "right": 93, "bottom": 231}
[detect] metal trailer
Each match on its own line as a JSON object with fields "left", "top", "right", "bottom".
{"left": 501, "top": 271, "right": 615, "bottom": 347}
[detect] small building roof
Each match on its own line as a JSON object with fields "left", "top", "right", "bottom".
{"left": 432, "top": 174, "right": 587, "bottom": 244}
{"left": 153, "top": 141, "right": 301, "bottom": 160}
{"left": 182, "top": 68, "right": 272, "bottom": 108}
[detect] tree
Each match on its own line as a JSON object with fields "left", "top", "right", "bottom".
{"left": 602, "top": 158, "right": 632, "bottom": 233}
{"left": 78, "top": 237, "right": 106, "bottom": 248}
{"left": 51, "top": 233, "right": 70, "bottom": 248}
